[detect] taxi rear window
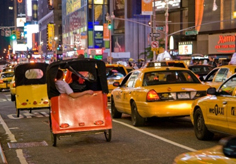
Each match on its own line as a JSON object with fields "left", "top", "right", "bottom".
{"left": 143, "top": 70, "right": 200, "bottom": 86}
{"left": 106, "top": 67, "right": 126, "bottom": 79}
{"left": 25, "top": 69, "right": 44, "bottom": 79}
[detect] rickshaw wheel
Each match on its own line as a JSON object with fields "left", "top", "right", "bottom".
{"left": 17, "top": 109, "right": 20, "bottom": 117}
{"left": 51, "top": 132, "right": 57, "bottom": 146}
{"left": 104, "top": 129, "right": 112, "bottom": 142}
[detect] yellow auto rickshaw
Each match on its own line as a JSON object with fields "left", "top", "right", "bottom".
{"left": 14, "top": 63, "right": 50, "bottom": 117}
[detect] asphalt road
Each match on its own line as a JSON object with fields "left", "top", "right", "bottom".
{"left": 0, "top": 91, "right": 230, "bottom": 164}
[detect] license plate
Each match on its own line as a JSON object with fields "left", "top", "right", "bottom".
{"left": 178, "top": 93, "right": 190, "bottom": 99}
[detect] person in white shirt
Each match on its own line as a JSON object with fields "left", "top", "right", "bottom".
{"left": 55, "top": 69, "right": 93, "bottom": 98}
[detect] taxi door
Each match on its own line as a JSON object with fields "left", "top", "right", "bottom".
{"left": 223, "top": 76, "right": 236, "bottom": 135}
{"left": 205, "top": 95, "right": 228, "bottom": 133}
{"left": 122, "top": 72, "right": 140, "bottom": 114}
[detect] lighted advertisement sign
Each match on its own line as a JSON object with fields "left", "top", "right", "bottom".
{"left": 25, "top": 24, "right": 39, "bottom": 49}
{"left": 16, "top": 18, "right": 26, "bottom": 27}
{"left": 154, "top": 0, "right": 181, "bottom": 10}
{"left": 178, "top": 42, "right": 193, "bottom": 55}
{"left": 17, "top": 0, "right": 26, "bottom": 17}
{"left": 47, "top": 24, "right": 54, "bottom": 51}
{"left": 195, "top": 0, "right": 236, "bottom": 32}
{"left": 32, "top": 1, "right": 38, "bottom": 21}
{"left": 26, "top": 0, "right": 32, "bottom": 17}
{"left": 208, "top": 33, "right": 236, "bottom": 54}
{"left": 66, "top": 0, "right": 81, "bottom": 15}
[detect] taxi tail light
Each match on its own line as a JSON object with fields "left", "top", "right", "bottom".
{"left": 0, "top": 80, "right": 3, "bottom": 84}
{"left": 21, "top": 102, "right": 27, "bottom": 106}
{"left": 60, "top": 123, "right": 69, "bottom": 128}
{"left": 146, "top": 89, "right": 160, "bottom": 102}
{"left": 13, "top": 83, "right": 16, "bottom": 88}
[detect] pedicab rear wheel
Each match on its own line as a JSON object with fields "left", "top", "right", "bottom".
{"left": 51, "top": 132, "right": 57, "bottom": 146}
{"left": 104, "top": 129, "right": 112, "bottom": 142}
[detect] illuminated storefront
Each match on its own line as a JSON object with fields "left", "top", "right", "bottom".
{"left": 62, "top": 0, "right": 108, "bottom": 59}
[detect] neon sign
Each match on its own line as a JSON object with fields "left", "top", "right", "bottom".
{"left": 213, "top": 34, "right": 236, "bottom": 53}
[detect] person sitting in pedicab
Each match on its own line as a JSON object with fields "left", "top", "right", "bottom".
{"left": 55, "top": 69, "right": 93, "bottom": 98}
{"left": 69, "top": 73, "right": 87, "bottom": 92}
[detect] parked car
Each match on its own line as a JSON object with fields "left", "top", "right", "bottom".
{"left": 188, "top": 65, "right": 214, "bottom": 79}
{"left": 173, "top": 136, "right": 236, "bottom": 164}
{"left": 201, "top": 65, "right": 236, "bottom": 89}
{"left": 111, "top": 67, "right": 209, "bottom": 126}
{"left": 191, "top": 73, "right": 236, "bottom": 140}
{"left": 106, "top": 64, "right": 130, "bottom": 101}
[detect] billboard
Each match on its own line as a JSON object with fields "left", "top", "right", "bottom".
{"left": 17, "top": 0, "right": 26, "bottom": 17}
{"left": 195, "top": 0, "right": 236, "bottom": 32}
{"left": 178, "top": 42, "right": 193, "bottom": 55}
{"left": 47, "top": 24, "right": 54, "bottom": 51}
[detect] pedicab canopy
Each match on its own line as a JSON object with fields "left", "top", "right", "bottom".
{"left": 46, "top": 58, "right": 108, "bottom": 99}
{"left": 14, "top": 63, "right": 48, "bottom": 87}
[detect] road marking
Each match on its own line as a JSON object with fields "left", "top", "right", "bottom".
{"left": 7, "top": 112, "right": 49, "bottom": 119}
{"left": 0, "top": 115, "right": 28, "bottom": 163}
{"left": 113, "top": 119, "right": 197, "bottom": 152}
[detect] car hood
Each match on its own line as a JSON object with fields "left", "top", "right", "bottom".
{"left": 174, "top": 145, "right": 235, "bottom": 164}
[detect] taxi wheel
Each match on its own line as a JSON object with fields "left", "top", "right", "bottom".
{"left": 131, "top": 102, "right": 145, "bottom": 126}
{"left": 194, "top": 108, "right": 214, "bottom": 140}
{"left": 51, "top": 132, "right": 57, "bottom": 147}
{"left": 111, "top": 97, "right": 122, "bottom": 118}
{"left": 104, "top": 129, "right": 112, "bottom": 142}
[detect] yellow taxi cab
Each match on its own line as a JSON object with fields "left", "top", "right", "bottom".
{"left": 10, "top": 75, "right": 16, "bottom": 101}
{"left": 191, "top": 73, "right": 236, "bottom": 140}
{"left": 106, "top": 64, "right": 130, "bottom": 100}
{"left": 0, "top": 71, "right": 14, "bottom": 91}
{"left": 201, "top": 65, "right": 236, "bottom": 89}
{"left": 144, "top": 60, "right": 188, "bottom": 69}
{"left": 111, "top": 67, "right": 209, "bottom": 126}
{"left": 173, "top": 136, "right": 236, "bottom": 164}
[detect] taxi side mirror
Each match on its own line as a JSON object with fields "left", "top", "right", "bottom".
{"left": 199, "top": 76, "right": 204, "bottom": 81}
{"left": 113, "top": 82, "right": 120, "bottom": 87}
{"left": 207, "top": 87, "right": 216, "bottom": 95}
{"left": 221, "top": 136, "right": 236, "bottom": 158}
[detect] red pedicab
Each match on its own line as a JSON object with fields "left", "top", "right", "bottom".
{"left": 46, "top": 58, "right": 112, "bottom": 146}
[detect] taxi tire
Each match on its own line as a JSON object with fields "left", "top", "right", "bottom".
{"left": 194, "top": 108, "right": 214, "bottom": 140}
{"left": 131, "top": 102, "right": 145, "bottom": 126}
{"left": 111, "top": 97, "right": 122, "bottom": 118}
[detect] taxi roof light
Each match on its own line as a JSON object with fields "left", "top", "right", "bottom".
{"left": 146, "top": 89, "right": 160, "bottom": 102}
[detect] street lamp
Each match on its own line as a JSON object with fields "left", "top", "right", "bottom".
{"left": 165, "top": 0, "right": 169, "bottom": 53}
{"left": 106, "top": 12, "right": 115, "bottom": 64}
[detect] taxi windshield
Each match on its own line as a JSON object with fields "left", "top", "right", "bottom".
{"left": 106, "top": 67, "right": 126, "bottom": 79}
{"left": 143, "top": 70, "right": 200, "bottom": 86}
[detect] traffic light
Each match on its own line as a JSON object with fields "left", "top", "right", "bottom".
{"left": 16, "top": 31, "right": 21, "bottom": 39}
{"left": 11, "top": 30, "right": 16, "bottom": 40}
{"left": 108, "top": 24, "right": 112, "bottom": 29}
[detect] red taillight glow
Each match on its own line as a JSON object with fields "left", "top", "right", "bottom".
{"left": 60, "top": 123, "right": 69, "bottom": 128}
{"left": 33, "top": 101, "right": 37, "bottom": 105}
{"left": 0, "top": 80, "right": 3, "bottom": 84}
{"left": 94, "top": 120, "right": 104, "bottom": 125}
{"left": 13, "top": 83, "right": 16, "bottom": 87}
{"left": 43, "top": 101, "right": 48, "bottom": 104}
{"left": 21, "top": 102, "right": 27, "bottom": 105}
{"left": 146, "top": 89, "right": 160, "bottom": 102}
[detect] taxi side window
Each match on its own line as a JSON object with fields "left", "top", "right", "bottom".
{"left": 219, "top": 76, "right": 236, "bottom": 96}
{"left": 205, "top": 69, "right": 218, "bottom": 81}
{"left": 120, "top": 73, "right": 132, "bottom": 87}
{"left": 214, "top": 68, "right": 228, "bottom": 82}
{"left": 127, "top": 72, "right": 139, "bottom": 88}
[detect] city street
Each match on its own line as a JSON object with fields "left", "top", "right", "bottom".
{"left": 0, "top": 91, "right": 229, "bottom": 164}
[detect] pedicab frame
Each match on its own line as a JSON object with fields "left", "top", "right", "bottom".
{"left": 14, "top": 63, "right": 50, "bottom": 117}
{"left": 46, "top": 58, "right": 112, "bottom": 146}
